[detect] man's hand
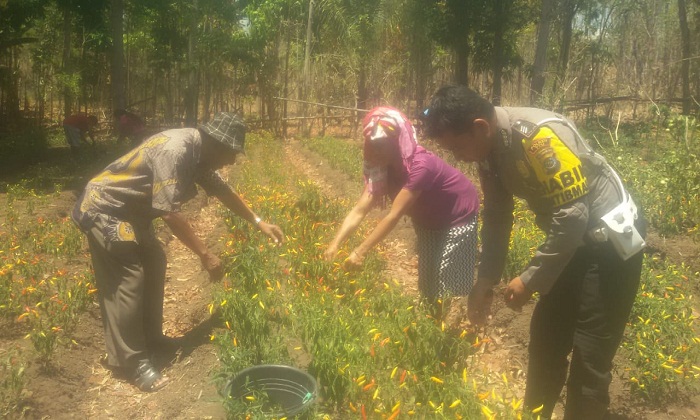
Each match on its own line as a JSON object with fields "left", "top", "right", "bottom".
{"left": 258, "top": 221, "right": 284, "bottom": 244}
{"left": 503, "top": 277, "right": 532, "bottom": 310}
{"left": 467, "top": 281, "right": 494, "bottom": 326}
{"left": 201, "top": 252, "right": 224, "bottom": 282}
{"left": 343, "top": 250, "right": 365, "bottom": 271}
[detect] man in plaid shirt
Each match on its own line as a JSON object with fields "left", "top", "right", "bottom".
{"left": 73, "top": 113, "right": 284, "bottom": 392}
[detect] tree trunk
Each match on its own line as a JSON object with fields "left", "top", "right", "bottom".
{"left": 677, "top": 0, "right": 691, "bottom": 115}
{"left": 62, "top": 7, "right": 72, "bottom": 118}
{"left": 559, "top": 0, "right": 577, "bottom": 80}
{"left": 357, "top": 63, "right": 368, "bottom": 117}
{"left": 283, "top": 25, "right": 291, "bottom": 139}
{"left": 415, "top": 42, "right": 431, "bottom": 112}
{"left": 454, "top": 42, "right": 469, "bottom": 87}
{"left": 302, "top": 0, "right": 314, "bottom": 136}
{"left": 184, "top": 0, "right": 199, "bottom": 127}
{"left": 530, "top": 0, "right": 556, "bottom": 105}
{"left": 556, "top": 0, "right": 577, "bottom": 105}
{"left": 492, "top": 0, "right": 507, "bottom": 106}
{"left": 7, "top": 47, "right": 21, "bottom": 118}
{"left": 110, "top": 0, "right": 126, "bottom": 112}
{"left": 203, "top": 70, "right": 211, "bottom": 121}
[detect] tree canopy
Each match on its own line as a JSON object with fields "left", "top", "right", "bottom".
{"left": 0, "top": 0, "right": 698, "bottom": 130}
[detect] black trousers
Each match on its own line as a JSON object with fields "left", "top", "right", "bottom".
{"left": 523, "top": 241, "right": 644, "bottom": 419}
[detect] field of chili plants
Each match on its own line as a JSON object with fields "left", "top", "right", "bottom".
{"left": 580, "top": 114, "right": 700, "bottom": 237}
{"left": 296, "top": 133, "right": 700, "bottom": 407}
{"left": 212, "top": 134, "right": 532, "bottom": 419}
{"left": 0, "top": 182, "right": 95, "bottom": 416}
{"left": 302, "top": 136, "right": 364, "bottom": 180}
{"left": 502, "top": 202, "right": 700, "bottom": 404}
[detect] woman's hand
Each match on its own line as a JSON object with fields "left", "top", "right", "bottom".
{"left": 467, "top": 280, "right": 494, "bottom": 325}
{"left": 323, "top": 244, "right": 339, "bottom": 261}
{"left": 258, "top": 221, "right": 284, "bottom": 244}
{"left": 343, "top": 249, "right": 365, "bottom": 271}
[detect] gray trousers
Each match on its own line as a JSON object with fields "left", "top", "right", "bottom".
{"left": 63, "top": 125, "right": 83, "bottom": 151}
{"left": 86, "top": 220, "right": 167, "bottom": 369}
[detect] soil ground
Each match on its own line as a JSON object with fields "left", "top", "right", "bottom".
{"left": 1, "top": 138, "right": 699, "bottom": 419}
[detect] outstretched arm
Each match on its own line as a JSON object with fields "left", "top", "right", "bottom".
{"left": 324, "top": 188, "right": 379, "bottom": 260}
{"left": 161, "top": 211, "right": 224, "bottom": 281}
{"left": 345, "top": 188, "right": 421, "bottom": 269}
{"left": 214, "top": 186, "right": 284, "bottom": 244}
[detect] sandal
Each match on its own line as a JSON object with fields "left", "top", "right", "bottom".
{"left": 133, "top": 359, "right": 169, "bottom": 392}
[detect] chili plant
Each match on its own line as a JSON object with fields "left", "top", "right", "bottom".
{"left": 212, "top": 134, "right": 528, "bottom": 418}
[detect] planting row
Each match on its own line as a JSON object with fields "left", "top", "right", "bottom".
{"left": 1, "top": 184, "right": 95, "bottom": 416}
{"left": 299, "top": 135, "right": 700, "bottom": 405}
{"left": 212, "top": 134, "right": 531, "bottom": 418}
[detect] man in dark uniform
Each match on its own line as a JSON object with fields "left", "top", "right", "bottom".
{"left": 424, "top": 85, "right": 646, "bottom": 419}
{"left": 72, "top": 112, "right": 284, "bottom": 392}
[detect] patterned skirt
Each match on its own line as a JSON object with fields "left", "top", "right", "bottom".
{"left": 415, "top": 216, "right": 478, "bottom": 300}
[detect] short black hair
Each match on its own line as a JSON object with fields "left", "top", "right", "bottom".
{"left": 114, "top": 109, "right": 127, "bottom": 117}
{"left": 424, "top": 85, "right": 495, "bottom": 138}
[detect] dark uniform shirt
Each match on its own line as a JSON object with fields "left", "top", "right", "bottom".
{"left": 479, "top": 107, "right": 627, "bottom": 294}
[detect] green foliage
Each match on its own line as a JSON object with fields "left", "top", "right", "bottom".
{"left": 0, "top": 347, "right": 26, "bottom": 418}
{"left": 502, "top": 201, "right": 543, "bottom": 281}
{"left": 622, "top": 258, "right": 700, "bottom": 404}
{"left": 1, "top": 185, "right": 95, "bottom": 366}
{"left": 665, "top": 115, "right": 697, "bottom": 146}
{"left": 0, "top": 0, "right": 46, "bottom": 43}
{"left": 212, "top": 134, "right": 514, "bottom": 418}
{"left": 480, "top": 167, "right": 700, "bottom": 408}
{"left": 605, "top": 144, "right": 700, "bottom": 236}
{"left": 0, "top": 125, "right": 49, "bottom": 166}
{"left": 301, "top": 136, "right": 363, "bottom": 180}
{"left": 577, "top": 115, "right": 700, "bottom": 236}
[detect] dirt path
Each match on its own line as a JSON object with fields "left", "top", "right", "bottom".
{"left": 68, "top": 194, "right": 227, "bottom": 420}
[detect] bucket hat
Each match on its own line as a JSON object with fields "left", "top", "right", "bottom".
{"left": 199, "top": 112, "right": 246, "bottom": 153}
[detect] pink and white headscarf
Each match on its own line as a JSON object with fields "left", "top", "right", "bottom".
{"left": 362, "top": 106, "right": 419, "bottom": 198}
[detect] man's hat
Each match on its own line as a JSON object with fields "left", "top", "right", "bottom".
{"left": 199, "top": 112, "right": 246, "bottom": 153}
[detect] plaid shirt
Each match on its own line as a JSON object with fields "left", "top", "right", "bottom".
{"left": 72, "top": 128, "right": 229, "bottom": 234}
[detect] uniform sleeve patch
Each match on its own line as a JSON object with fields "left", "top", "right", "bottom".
{"left": 522, "top": 127, "right": 589, "bottom": 206}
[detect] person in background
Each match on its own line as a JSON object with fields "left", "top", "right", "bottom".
{"left": 63, "top": 113, "right": 98, "bottom": 153}
{"left": 72, "top": 112, "right": 284, "bottom": 392}
{"left": 114, "top": 109, "right": 147, "bottom": 146}
{"left": 324, "top": 106, "right": 480, "bottom": 319}
{"left": 424, "top": 85, "right": 646, "bottom": 419}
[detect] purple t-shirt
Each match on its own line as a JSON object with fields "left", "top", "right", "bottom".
{"left": 403, "top": 150, "right": 479, "bottom": 230}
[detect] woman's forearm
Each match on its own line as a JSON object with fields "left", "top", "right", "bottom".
{"left": 353, "top": 212, "right": 402, "bottom": 256}
{"left": 329, "top": 190, "right": 376, "bottom": 250}
{"left": 330, "top": 208, "right": 368, "bottom": 249}
{"left": 353, "top": 188, "right": 420, "bottom": 257}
